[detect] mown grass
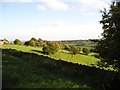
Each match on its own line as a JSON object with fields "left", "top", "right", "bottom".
{"left": 1, "top": 45, "right": 116, "bottom": 71}
{"left": 1, "top": 45, "right": 117, "bottom": 71}
{"left": 1, "top": 45, "right": 99, "bottom": 66}
{"left": 50, "top": 51, "right": 99, "bottom": 66}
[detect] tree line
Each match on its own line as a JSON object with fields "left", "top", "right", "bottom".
{"left": 12, "top": 37, "right": 93, "bottom": 55}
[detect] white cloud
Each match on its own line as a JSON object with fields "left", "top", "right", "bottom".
{"left": 37, "top": 5, "right": 46, "bottom": 10}
{"left": 1, "top": 0, "right": 110, "bottom": 12}
{"left": 1, "top": 0, "right": 69, "bottom": 11}
{"left": 71, "top": 0, "right": 111, "bottom": 16}
{"left": 37, "top": 0, "right": 69, "bottom": 11}
{"left": 78, "top": 0, "right": 110, "bottom": 10}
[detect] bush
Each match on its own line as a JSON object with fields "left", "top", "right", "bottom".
{"left": 14, "top": 39, "right": 23, "bottom": 45}
{"left": 24, "top": 40, "right": 36, "bottom": 47}
{"left": 94, "top": 54, "right": 100, "bottom": 58}
{"left": 90, "top": 48, "right": 97, "bottom": 53}
{"left": 69, "top": 46, "right": 79, "bottom": 55}
{"left": 42, "top": 46, "right": 52, "bottom": 54}
{"left": 29, "top": 40, "right": 36, "bottom": 47}
{"left": 42, "top": 42, "right": 58, "bottom": 54}
{"left": 63, "top": 44, "right": 70, "bottom": 50}
{"left": 82, "top": 48, "right": 90, "bottom": 55}
{"left": 24, "top": 41, "right": 29, "bottom": 46}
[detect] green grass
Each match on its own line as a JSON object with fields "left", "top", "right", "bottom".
{"left": 1, "top": 45, "right": 119, "bottom": 88}
{"left": 1, "top": 45, "right": 116, "bottom": 71}
{"left": 1, "top": 45, "right": 42, "bottom": 53}
{"left": 2, "top": 52, "right": 87, "bottom": 88}
{"left": 1, "top": 45, "right": 99, "bottom": 66}
{"left": 50, "top": 51, "right": 99, "bottom": 66}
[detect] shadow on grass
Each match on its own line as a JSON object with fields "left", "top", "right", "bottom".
{"left": 31, "top": 50, "right": 43, "bottom": 54}
{"left": 2, "top": 48, "right": 120, "bottom": 89}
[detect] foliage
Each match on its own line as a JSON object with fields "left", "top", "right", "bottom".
{"left": 69, "top": 45, "right": 80, "bottom": 55}
{"left": 24, "top": 37, "right": 45, "bottom": 47}
{"left": 29, "top": 40, "right": 36, "bottom": 47}
{"left": 3, "top": 38, "right": 9, "bottom": 45}
{"left": 90, "top": 48, "right": 97, "bottom": 53}
{"left": 82, "top": 48, "right": 90, "bottom": 55}
{"left": 36, "top": 38, "right": 45, "bottom": 47}
{"left": 1, "top": 45, "right": 100, "bottom": 66}
{"left": 42, "top": 41, "right": 58, "bottom": 54}
{"left": 63, "top": 44, "right": 70, "bottom": 50}
{"left": 97, "top": 1, "right": 120, "bottom": 68}
{"left": 24, "top": 41, "right": 29, "bottom": 46}
{"left": 42, "top": 46, "right": 53, "bottom": 54}
{"left": 14, "top": 39, "right": 23, "bottom": 45}
{"left": 61, "top": 40, "right": 96, "bottom": 46}
{"left": 31, "top": 37, "right": 38, "bottom": 41}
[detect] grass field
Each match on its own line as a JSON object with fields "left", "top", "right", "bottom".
{"left": 1, "top": 45, "right": 119, "bottom": 88}
{"left": 1, "top": 45, "right": 99, "bottom": 66}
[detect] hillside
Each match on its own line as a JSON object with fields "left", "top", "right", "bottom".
{"left": 60, "top": 39, "right": 97, "bottom": 47}
{"left": 1, "top": 45, "right": 119, "bottom": 89}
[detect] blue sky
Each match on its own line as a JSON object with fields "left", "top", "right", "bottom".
{"left": 0, "top": 0, "right": 112, "bottom": 41}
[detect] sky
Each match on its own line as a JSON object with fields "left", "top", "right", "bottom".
{"left": 0, "top": 0, "right": 112, "bottom": 41}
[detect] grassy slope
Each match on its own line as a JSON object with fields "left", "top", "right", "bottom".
{"left": 50, "top": 51, "right": 99, "bottom": 66}
{"left": 1, "top": 46, "right": 93, "bottom": 88}
{"left": 1, "top": 45, "right": 119, "bottom": 88}
{"left": 1, "top": 45, "right": 99, "bottom": 66}
{"left": 2, "top": 53, "right": 86, "bottom": 88}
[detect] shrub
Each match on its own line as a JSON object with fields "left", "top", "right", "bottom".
{"left": 82, "top": 48, "right": 90, "bottom": 55}
{"left": 94, "top": 54, "right": 100, "bottom": 58}
{"left": 42, "top": 42, "right": 58, "bottom": 54}
{"left": 29, "top": 40, "right": 36, "bottom": 47}
{"left": 14, "top": 39, "right": 23, "bottom": 45}
{"left": 42, "top": 46, "right": 52, "bottom": 54}
{"left": 90, "top": 48, "right": 97, "bottom": 53}
{"left": 64, "top": 44, "right": 70, "bottom": 51}
{"left": 69, "top": 46, "right": 79, "bottom": 55}
{"left": 24, "top": 41, "right": 29, "bottom": 46}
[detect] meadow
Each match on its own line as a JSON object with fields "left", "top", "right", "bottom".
{"left": 1, "top": 45, "right": 99, "bottom": 65}
{"left": 1, "top": 45, "right": 119, "bottom": 89}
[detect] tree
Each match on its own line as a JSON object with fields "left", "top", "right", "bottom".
{"left": 82, "top": 48, "right": 90, "bottom": 55}
{"left": 97, "top": 1, "right": 120, "bottom": 68}
{"left": 36, "top": 38, "right": 44, "bottom": 47}
{"left": 29, "top": 40, "right": 36, "bottom": 47}
{"left": 3, "top": 38, "right": 9, "bottom": 45}
{"left": 14, "top": 39, "right": 23, "bottom": 45}
{"left": 69, "top": 45, "right": 79, "bottom": 55}
{"left": 42, "top": 41, "right": 58, "bottom": 54}
{"left": 42, "top": 46, "right": 53, "bottom": 54}
{"left": 24, "top": 41, "right": 29, "bottom": 46}
{"left": 63, "top": 44, "right": 70, "bottom": 50}
{"left": 31, "top": 37, "right": 37, "bottom": 41}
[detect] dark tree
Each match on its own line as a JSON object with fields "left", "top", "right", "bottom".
{"left": 82, "top": 48, "right": 90, "bottom": 55}
{"left": 97, "top": 1, "right": 120, "bottom": 68}
{"left": 31, "top": 37, "right": 37, "bottom": 41}
{"left": 14, "top": 39, "right": 23, "bottom": 45}
{"left": 24, "top": 41, "right": 29, "bottom": 46}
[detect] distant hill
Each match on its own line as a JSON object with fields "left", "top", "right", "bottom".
{"left": 59, "top": 39, "right": 99, "bottom": 46}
